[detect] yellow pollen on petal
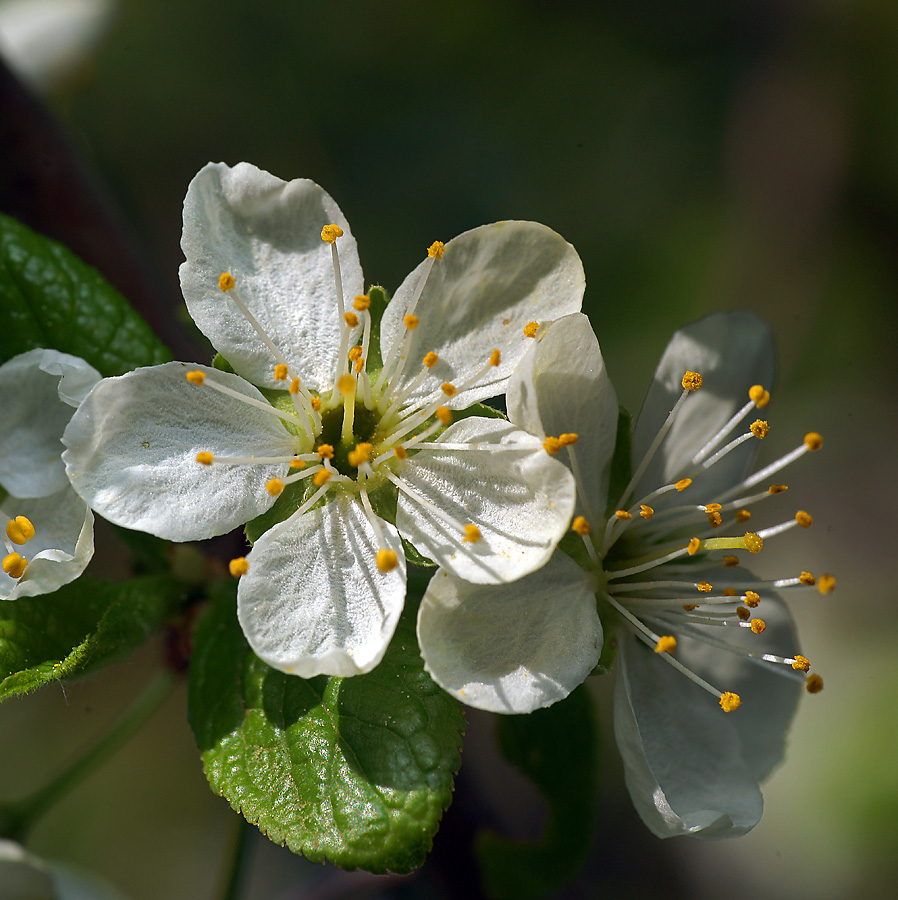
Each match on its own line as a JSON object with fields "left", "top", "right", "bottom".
{"left": 3, "top": 553, "right": 28, "bottom": 579}
{"left": 394, "top": 445, "right": 408, "bottom": 460}
{"left": 463, "top": 524, "right": 482, "bottom": 543}
{"left": 310, "top": 396, "right": 322, "bottom": 411}
{"left": 750, "top": 419, "right": 770, "bottom": 439}
{"left": 353, "top": 294, "right": 371, "bottom": 311}
{"left": 347, "top": 443, "right": 373, "bottom": 467}
{"left": 490, "top": 349, "right": 501, "bottom": 367}
{"left": 796, "top": 510, "right": 813, "bottom": 528}
{"left": 377, "top": 549, "right": 399, "bottom": 572}
{"left": 404, "top": 314, "right": 420, "bottom": 330}
{"left": 736, "top": 607, "right": 751, "bottom": 621}
{"left": 344, "top": 312, "right": 359, "bottom": 328}
{"left": 675, "top": 478, "right": 692, "bottom": 492}
{"left": 218, "top": 272, "right": 236, "bottom": 292}
{"left": 423, "top": 352, "right": 439, "bottom": 368}
{"left": 792, "top": 655, "right": 811, "bottom": 672}
{"left": 290, "top": 458, "right": 306, "bottom": 469}
{"left": 749, "top": 384, "right": 771, "bottom": 408}
{"left": 697, "top": 581, "right": 713, "bottom": 593}
{"left": 744, "top": 532, "right": 763, "bottom": 554}
{"left": 274, "top": 364, "right": 289, "bottom": 381}
{"left": 804, "top": 432, "right": 823, "bottom": 451}
{"left": 196, "top": 452, "right": 214, "bottom": 466}
{"left": 559, "top": 433, "right": 578, "bottom": 446}
{"left": 735, "top": 509, "right": 752, "bottom": 522}
{"left": 654, "top": 635, "right": 677, "bottom": 654}
{"left": 186, "top": 370, "right": 205, "bottom": 385}
{"left": 349, "top": 345, "right": 363, "bottom": 362}
{"left": 266, "top": 478, "right": 284, "bottom": 497}
{"left": 572, "top": 516, "right": 591, "bottom": 535}
{"left": 806, "top": 673, "right": 824, "bottom": 694}
{"left": 427, "top": 241, "right": 445, "bottom": 259}
{"left": 639, "top": 505, "right": 654, "bottom": 520}
{"left": 719, "top": 692, "right": 742, "bottom": 712}
{"left": 317, "top": 444, "right": 335, "bottom": 460}
{"left": 321, "top": 224, "right": 343, "bottom": 244}
{"left": 708, "top": 511, "right": 723, "bottom": 528}
{"left": 723, "top": 588, "right": 739, "bottom": 597}
{"left": 723, "top": 555, "right": 739, "bottom": 567}
{"left": 744, "top": 591, "right": 760, "bottom": 608}
{"left": 768, "top": 484, "right": 788, "bottom": 494}
{"left": 5, "top": 516, "right": 35, "bottom": 545}
{"left": 818, "top": 574, "right": 836, "bottom": 594}
{"left": 543, "top": 436, "right": 562, "bottom": 454}
{"left": 435, "top": 406, "right": 452, "bottom": 425}
{"left": 337, "top": 374, "right": 355, "bottom": 395}
{"left": 682, "top": 371, "right": 703, "bottom": 391}
{"left": 313, "top": 469, "right": 332, "bottom": 487}
{"left": 441, "top": 382, "right": 456, "bottom": 397}
{"left": 799, "top": 571, "right": 816, "bottom": 586}
{"left": 687, "top": 537, "right": 701, "bottom": 556}
{"left": 615, "top": 510, "right": 632, "bottom": 521}
{"left": 523, "top": 321, "right": 539, "bottom": 338}
{"left": 229, "top": 557, "right": 249, "bottom": 577}
{"left": 751, "top": 618, "right": 766, "bottom": 634}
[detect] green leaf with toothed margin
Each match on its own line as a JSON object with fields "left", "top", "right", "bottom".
{"left": 188, "top": 584, "right": 465, "bottom": 873}
{"left": 0, "top": 213, "right": 171, "bottom": 373}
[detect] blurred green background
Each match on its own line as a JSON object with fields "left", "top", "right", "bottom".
{"left": 0, "top": 0, "right": 894, "bottom": 897}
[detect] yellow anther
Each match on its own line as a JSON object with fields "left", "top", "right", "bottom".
{"left": 708, "top": 511, "right": 723, "bottom": 528}
{"left": 735, "top": 509, "right": 752, "bottom": 522}
{"left": 321, "top": 224, "right": 343, "bottom": 244}
{"left": 354, "top": 357, "right": 365, "bottom": 373}
{"left": 744, "top": 532, "right": 763, "bottom": 554}
{"left": 723, "top": 588, "right": 739, "bottom": 597}
{"left": 572, "top": 516, "right": 591, "bottom": 536}
{"left": 559, "top": 433, "right": 578, "bottom": 446}
{"left": 749, "top": 384, "right": 770, "bottom": 408}
{"left": 543, "top": 437, "right": 562, "bottom": 454}
{"left": 799, "top": 571, "right": 816, "bottom": 586}
{"left": 310, "top": 396, "right": 322, "bottom": 411}
{"left": 290, "top": 378, "right": 301, "bottom": 395}
{"left": 441, "top": 382, "right": 457, "bottom": 397}
{"left": 394, "top": 446, "right": 408, "bottom": 461}
{"left": 768, "top": 484, "right": 788, "bottom": 494}
{"left": 5, "top": 516, "right": 35, "bottom": 545}
{"left": 274, "top": 364, "right": 289, "bottom": 381}
{"left": 654, "top": 635, "right": 677, "bottom": 654}
{"left": 750, "top": 419, "right": 770, "bottom": 439}
{"left": 806, "top": 673, "right": 824, "bottom": 694}
{"left": 523, "top": 321, "right": 539, "bottom": 338}
{"left": 435, "top": 406, "right": 452, "bottom": 425}
{"left": 750, "top": 618, "right": 766, "bottom": 634}
{"left": 229, "top": 557, "right": 249, "bottom": 577}
{"left": 490, "top": 349, "right": 501, "bottom": 367}
{"left": 682, "top": 604, "right": 698, "bottom": 611}
{"left": 377, "top": 548, "right": 399, "bottom": 572}
{"left": 317, "top": 444, "right": 335, "bottom": 460}
{"left": 313, "top": 469, "right": 332, "bottom": 487}
{"left": 427, "top": 241, "right": 445, "bottom": 259}
{"left": 404, "top": 314, "right": 420, "bottom": 330}
{"left": 219, "top": 272, "right": 236, "bottom": 292}
{"left": 744, "top": 591, "right": 760, "bottom": 608}
{"left": 792, "top": 655, "right": 811, "bottom": 673}
{"left": 266, "top": 478, "right": 284, "bottom": 497}
{"left": 347, "top": 443, "right": 373, "bottom": 467}
{"left": 681, "top": 371, "right": 703, "bottom": 391}
{"left": 795, "top": 510, "right": 813, "bottom": 528}
{"left": 704, "top": 503, "right": 722, "bottom": 513}
{"left": 675, "top": 478, "right": 692, "bottom": 492}
{"left": 463, "top": 524, "right": 482, "bottom": 543}
{"left": 3, "top": 552, "right": 28, "bottom": 579}
{"left": 687, "top": 537, "right": 701, "bottom": 556}
{"left": 423, "top": 352, "right": 439, "bottom": 368}
{"left": 697, "top": 582, "right": 713, "bottom": 593}
{"left": 736, "top": 607, "right": 751, "bottom": 621}
{"left": 337, "top": 374, "right": 355, "bottom": 395}
{"left": 290, "top": 458, "right": 306, "bottom": 469}
{"left": 353, "top": 294, "right": 371, "bottom": 311}
{"left": 719, "top": 692, "right": 741, "bottom": 712}
{"left": 186, "top": 370, "right": 205, "bottom": 385}
{"left": 817, "top": 574, "right": 836, "bottom": 594}
{"left": 804, "top": 432, "right": 823, "bottom": 451}
{"left": 349, "top": 345, "right": 363, "bottom": 362}
{"left": 723, "top": 555, "right": 739, "bottom": 567}
{"left": 615, "top": 510, "right": 632, "bottom": 521}
{"left": 196, "top": 452, "right": 214, "bottom": 466}
{"left": 344, "top": 312, "right": 359, "bottom": 328}
{"left": 639, "top": 505, "right": 654, "bottom": 520}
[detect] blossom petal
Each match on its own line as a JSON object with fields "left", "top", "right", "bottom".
{"left": 395, "top": 416, "right": 576, "bottom": 584}
{"left": 380, "top": 221, "right": 584, "bottom": 411}
{"left": 0, "top": 487, "right": 94, "bottom": 601}
{"left": 613, "top": 634, "right": 764, "bottom": 839}
{"left": 632, "top": 311, "right": 775, "bottom": 501}
{"left": 237, "top": 494, "right": 406, "bottom": 678}
{"left": 417, "top": 554, "right": 601, "bottom": 713}
{"left": 0, "top": 349, "right": 99, "bottom": 499}
{"left": 62, "top": 362, "right": 298, "bottom": 541}
{"left": 507, "top": 312, "right": 617, "bottom": 523}
{"left": 180, "top": 162, "right": 364, "bottom": 391}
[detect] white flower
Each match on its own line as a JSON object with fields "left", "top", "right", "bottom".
{"left": 418, "top": 311, "right": 831, "bottom": 838}
{"left": 62, "top": 162, "right": 581, "bottom": 678}
{"left": 1, "top": 348, "right": 98, "bottom": 601}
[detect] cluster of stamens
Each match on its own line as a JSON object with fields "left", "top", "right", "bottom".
{"left": 561, "top": 370, "right": 831, "bottom": 712}
{"left": 2, "top": 514, "right": 35, "bottom": 580}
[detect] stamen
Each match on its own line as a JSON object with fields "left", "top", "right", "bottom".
{"left": 348, "top": 443, "right": 373, "bottom": 467}
{"left": 5, "top": 516, "right": 35, "bottom": 546}
{"left": 313, "top": 469, "right": 332, "bottom": 487}
{"left": 799, "top": 571, "right": 815, "bottom": 585}
{"left": 229, "top": 557, "right": 249, "bottom": 577}
{"left": 719, "top": 692, "right": 741, "bottom": 712}
{"left": 320, "top": 224, "right": 344, "bottom": 244}
{"left": 186, "top": 371, "right": 306, "bottom": 427}
{"left": 219, "top": 272, "right": 236, "bottom": 292}
{"left": 750, "top": 619, "right": 766, "bottom": 634}
{"left": 817, "top": 574, "right": 836, "bottom": 594}
{"left": 423, "top": 352, "right": 439, "bottom": 368}
{"left": 377, "top": 549, "right": 399, "bottom": 572}
{"left": 572, "top": 516, "right": 591, "bottom": 535}
{"left": 266, "top": 478, "right": 284, "bottom": 497}
{"left": 428, "top": 241, "right": 445, "bottom": 259}
{"left": 639, "top": 505, "right": 654, "bottom": 519}
{"left": 354, "top": 294, "right": 371, "bottom": 311}
{"left": 749, "top": 384, "right": 771, "bottom": 408}
{"left": 463, "top": 524, "right": 482, "bottom": 543}
{"left": 655, "top": 636, "right": 677, "bottom": 653}
{"left": 682, "top": 371, "right": 703, "bottom": 391}
{"left": 744, "top": 591, "right": 760, "bottom": 607}
{"left": 196, "top": 452, "right": 214, "bottom": 466}
{"left": 806, "top": 674, "right": 824, "bottom": 693}
{"left": 186, "top": 370, "right": 205, "bottom": 385}
{"left": 490, "top": 349, "right": 501, "bottom": 367}
{"left": 792, "top": 655, "right": 810, "bottom": 672}
{"left": 795, "top": 510, "right": 813, "bottom": 528}
{"left": 749, "top": 420, "right": 770, "bottom": 439}
{"left": 274, "top": 364, "right": 289, "bottom": 381}
{"left": 2, "top": 552, "right": 27, "bottom": 579}
{"left": 523, "top": 321, "right": 539, "bottom": 338}
{"left": 404, "top": 314, "right": 420, "bottom": 330}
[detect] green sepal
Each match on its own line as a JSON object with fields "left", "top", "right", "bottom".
{"left": 0, "top": 576, "right": 186, "bottom": 701}
{"left": 189, "top": 585, "right": 465, "bottom": 873}
{"left": 0, "top": 213, "right": 171, "bottom": 373}
{"left": 605, "top": 406, "right": 633, "bottom": 513}
{"left": 475, "top": 684, "right": 598, "bottom": 899}
{"left": 211, "top": 353, "right": 236, "bottom": 374}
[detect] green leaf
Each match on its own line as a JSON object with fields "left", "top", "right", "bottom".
{"left": 0, "top": 213, "right": 171, "bottom": 374}
{"left": 189, "top": 586, "right": 465, "bottom": 873}
{"left": 605, "top": 406, "right": 632, "bottom": 513}
{"left": 0, "top": 576, "right": 186, "bottom": 701}
{"left": 475, "top": 684, "right": 598, "bottom": 900}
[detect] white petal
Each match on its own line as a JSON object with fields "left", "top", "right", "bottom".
{"left": 180, "top": 162, "right": 364, "bottom": 391}
{"left": 613, "top": 634, "right": 764, "bottom": 839}
{"left": 381, "top": 221, "right": 584, "bottom": 411}
{"left": 507, "top": 313, "right": 617, "bottom": 522}
{"left": 395, "top": 416, "right": 576, "bottom": 584}
{"left": 417, "top": 553, "right": 601, "bottom": 713}
{"left": 62, "top": 362, "right": 299, "bottom": 541}
{"left": 0, "top": 487, "right": 94, "bottom": 601}
{"left": 0, "top": 349, "right": 98, "bottom": 498}
{"left": 238, "top": 493, "right": 406, "bottom": 677}
{"left": 632, "top": 312, "right": 775, "bottom": 501}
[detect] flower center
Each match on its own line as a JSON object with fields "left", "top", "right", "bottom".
{"left": 316, "top": 402, "right": 379, "bottom": 478}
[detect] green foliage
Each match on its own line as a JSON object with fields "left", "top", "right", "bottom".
{"left": 189, "top": 587, "right": 465, "bottom": 873}
{"left": 476, "top": 684, "right": 598, "bottom": 900}
{"left": 606, "top": 406, "right": 632, "bottom": 511}
{"left": 0, "top": 213, "right": 171, "bottom": 373}
{"left": 0, "top": 576, "right": 186, "bottom": 701}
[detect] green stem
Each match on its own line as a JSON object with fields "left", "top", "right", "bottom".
{"left": 0, "top": 669, "right": 175, "bottom": 842}
{"left": 217, "top": 816, "right": 251, "bottom": 900}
